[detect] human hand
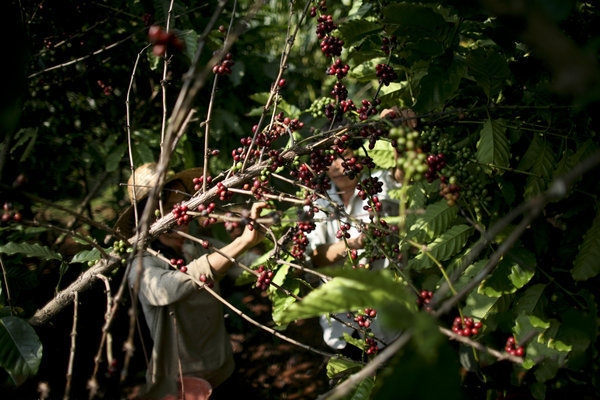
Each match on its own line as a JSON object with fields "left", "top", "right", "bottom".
{"left": 237, "top": 201, "right": 269, "bottom": 249}
{"left": 347, "top": 233, "right": 366, "bottom": 250}
{"left": 381, "top": 106, "right": 419, "bottom": 130}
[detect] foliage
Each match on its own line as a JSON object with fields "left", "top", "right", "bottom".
{"left": 1, "top": 0, "right": 600, "bottom": 399}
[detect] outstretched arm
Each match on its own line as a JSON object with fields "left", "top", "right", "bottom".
{"left": 310, "top": 234, "right": 365, "bottom": 268}
{"left": 206, "top": 201, "right": 269, "bottom": 275}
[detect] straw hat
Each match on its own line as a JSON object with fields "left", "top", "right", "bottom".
{"left": 114, "top": 162, "right": 203, "bottom": 236}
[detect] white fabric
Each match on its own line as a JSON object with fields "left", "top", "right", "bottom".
{"left": 306, "top": 169, "right": 401, "bottom": 349}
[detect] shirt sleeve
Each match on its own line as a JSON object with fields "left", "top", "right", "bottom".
{"left": 128, "top": 252, "right": 211, "bottom": 307}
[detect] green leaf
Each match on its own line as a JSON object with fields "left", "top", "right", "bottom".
{"left": 373, "top": 332, "right": 462, "bottom": 400}
{"left": 479, "top": 248, "right": 536, "bottom": 297}
{"left": 368, "top": 139, "right": 397, "bottom": 169}
{"left": 106, "top": 143, "right": 126, "bottom": 172}
{"left": 408, "top": 224, "right": 473, "bottom": 270}
{"left": 326, "top": 357, "right": 362, "bottom": 380}
{"left": 463, "top": 291, "right": 502, "bottom": 321}
{"left": 180, "top": 28, "right": 199, "bottom": 63}
{"left": 0, "top": 242, "right": 62, "bottom": 261}
{"left": 572, "top": 210, "right": 600, "bottom": 280}
{"left": 0, "top": 316, "right": 43, "bottom": 386}
{"left": 518, "top": 135, "right": 556, "bottom": 199}
{"left": 451, "top": 259, "right": 487, "bottom": 293}
{"left": 476, "top": 118, "right": 510, "bottom": 173}
{"left": 512, "top": 284, "right": 547, "bottom": 315}
{"left": 338, "top": 19, "right": 381, "bottom": 47}
{"left": 278, "top": 269, "right": 415, "bottom": 324}
{"left": 269, "top": 265, "right": 302, "bottom": 327}
{"left": 381, "top": 3, "right": 450, "bottom": 47}
{"left": 407, "top": 199, "right": 458, "bottom": 242}
{"left": 414, "top": 59, "right": 465, "bottom": 113}
{"left": 350, "top": 57, "right": 387, "bottom": 82}
{"left": 70, "top": 248, "right": 102, "bottom": 264}
{"left": 467, "top": 48, "right": 511, "bottom": 100}
{"left": 351, "top": 376, "right": 376, "bottom": 400}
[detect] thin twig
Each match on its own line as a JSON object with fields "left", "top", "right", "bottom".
{"left": 64, "top": 292, "right": 78, "bottom": 400}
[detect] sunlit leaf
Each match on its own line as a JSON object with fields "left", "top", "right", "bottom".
{"left": 408, "top": 199, "right": 458, "bottom": 242}
{"left": 278, "top": 269, "right": 415, "bottom": 324}
{"left": 408, "top": 224, "right": 473, "bottom": 270}
{"left": 70, "top": 248, "right": 102, "bottom": 264}
{"left": 479, "top": 248, "right": 536, "bottom": 297}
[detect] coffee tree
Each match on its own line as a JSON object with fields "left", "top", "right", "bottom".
{"left": 1, "top": 0, "right": 599, "bottom": 399}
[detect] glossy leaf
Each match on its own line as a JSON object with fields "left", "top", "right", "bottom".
{"left": 479, "top": 248, "right": 536, "bottom": 297}
{"left": 0, "top": 316, "right": 43, "bottom": 386}
{"left": 408, "top": 199, "right": 458, "bottom": 242}
{"left": 408, "top": 224, "right": 473, "bottom": 270}
{"left": 278, "top": 269, "right": 415, "bottom": 324}
{"left": 0, "top": 242, "right": 62, "bottom": 261}
{"left": 476, "top": 118, "right": 511, "bottom": 172}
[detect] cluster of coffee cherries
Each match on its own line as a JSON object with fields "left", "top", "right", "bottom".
{"left": 290, "top": 228, "right": 310, "bottom": 259}
{"left": 309, "top": 0, "right": 328, "bottom": 17}
{"left": 171, "top": 203, "right": 191, "bottom": 225}
{"left": 354, "top": 307, "right": 377, "bottom": 328}
{"left": 356, "top": 176, "right": 384, "bottom": 201}
{"left": 97, "top": 80, "right": 113, "bottom": 96}
{"left": 375, "top": 63, "right": 398, "bottom": 86}
{"left": 170, "top": 257, "right": 187, "bottom": 273}
{"left": 216, "top": 182, "right": 233, "bottom": 201}
{"left": 380, "top": 35, "right": 397, "bottom": 56}
{"left": 505, "top": 336, "right": 525, "bottom": 357}
{"left": 335, "top": 222, "right": 352, "bottom": 240}
{"left": 193, "top": 174, "right": 212, "bottom": 191}
{"left": 112, "top": 239, "right": 131, "bottom": 265}
{"left": 255, "top": 265, "right": 274, "bottom": 291}
{"left": 323, "top": 102, "right": 345, "bottom": 122}
{"left": 196, "top": 202, "right": 216, "bottom": 218}
{"left": 390, "top": 127, "right": 428, "bottom": 182}
{"left": 315, "top": 14, "right": 337, "bottom": 39}
{"left": 417, "top": 290, "right": 434, "bottom": 311}
{"left": 320, "top": 36, "right": 344, "bottom": 58}
{"left": 331, "top": 82, "right": 349, "bottom": 101}
{"left": 360, "top": 219, "right": 400, "bottom": 266}
{"left": 425, "top": 153, "right": 446, "bottom": 183}
{"left": 451, "top": 316, "right": 483, "bottom": 337}
{"left": 212, "top": 52, "right": 234, "bottom": 75}
{"left": 364, "top": 337, "right": 379, "bottom": 355}
{"left": 257, "top": 112, "right": 304, "bottom": 144}
{"left": 297, "top": 208, "right": 317, "bottom": 234}
{"left": 148, "top": 25, "right": 184, "bottom": 57}
{"left": 358, "top": 125, "right": 387, "bottom": 150}
{"left": 244, "top": 176, "right": 270, "bottom": 200}
{"left": 340, "top": 155, "right": 367, "bottom": 180}
{"left": 1, "top": 202, "right": 22, "bottom": 223}
{"left": 356, "top": 98, "right": 380, "bottom": 121}
{"left": 439, "top": 181, "right": 461, "bottom": 207}
{"left": 327, "top": 58, "right": 350, "bottom": 79}
{"left": 311, "top": 8, "right": 344, "bottom": 58}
